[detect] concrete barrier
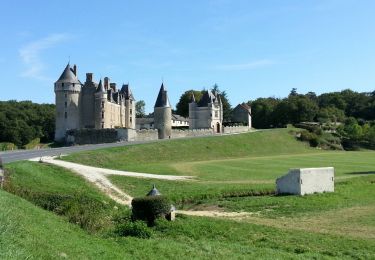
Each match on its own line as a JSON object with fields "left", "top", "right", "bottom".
{"left": 276, "top": 167, "right": 334, "bottom": 195}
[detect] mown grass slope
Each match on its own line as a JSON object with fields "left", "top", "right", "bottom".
{"left": 2, "top": 187, "right": 375, "bottom": 259}
{"left": 62, "top": 129, "right": 317, "bottom": 174}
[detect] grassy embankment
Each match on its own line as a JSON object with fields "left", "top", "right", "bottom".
{"left": 3, "top": 128, "right": 375, "bottom": 258}
{"left": 62, "top": 129, "right": 375, "bottom": 206}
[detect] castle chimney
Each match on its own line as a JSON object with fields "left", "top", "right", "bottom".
{"left": 110, "top": 83, "right": 117, "bottom": 92}
{"left": 104, "top": 77, "right": 110, "bottom": 90}
{"left": 86, "top": 73, "right": 93, "bottom": 82}
{"left": 73, "top": 64, "right": 77, "bottom": 76}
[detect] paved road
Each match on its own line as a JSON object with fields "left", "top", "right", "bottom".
{"left": 0, "top": 130, "right": 257, "bottom": 164}
{"left": 0, "top": 139, "right": 162, "bottom": 163}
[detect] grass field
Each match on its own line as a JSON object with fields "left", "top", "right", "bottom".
{"left": 3, "top": 128, "right": 375, "bottom": 258}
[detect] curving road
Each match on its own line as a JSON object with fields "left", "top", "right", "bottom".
{"left": 0, "top": 139, "right": 162, "bottom": 163}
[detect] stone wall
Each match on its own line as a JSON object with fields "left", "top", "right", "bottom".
{"left": 223, "top": 126, "right": 250, "bottom": 134}
{"left": 65, "top": 125, "right": 252, "bottom": 145}
{"left": 135, "top": 129, "right": 159, "bottom": 141}
{"left": 66, "top": 128, "right": 118, "bottom": 145}
{"left": 171, "top": 129, "right": 213, "bottom": 138}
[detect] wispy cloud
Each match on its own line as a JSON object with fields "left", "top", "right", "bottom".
{"left": 19, "top": 33, "right": 70, "bottom": 81}
{"left": 214, "top": 59, "right": 278, "bottom": 71}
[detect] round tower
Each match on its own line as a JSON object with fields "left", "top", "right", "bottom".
{"left": 94, "top": 79, "right": 107, "bottom": 129}
{"left": 154, "top": 83, "right": 172, "bottom": 139}
{"left": 54, "top": 63, "right": 82, "bottom": 142}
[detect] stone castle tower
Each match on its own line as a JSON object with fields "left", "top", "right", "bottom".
{"left": 154, "top": 83, "right": 172, "bottom": 139}
{"left": 189, "top": 90, "right": 223, "bottom": 133}
{"left": 54, "top": 64, "right": 81, "bottom": 141}
{"left": 54, "top": 64, "right": 136, "bottom": 142}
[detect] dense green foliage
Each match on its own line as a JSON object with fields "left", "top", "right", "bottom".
{"left": 135, "top": 100, "right": 146, "bottom": 118}
{"left": 131, "top": 196, "right": 171, "bottom": 225}
{"left": 337, "top": 117, "right": 375, "bottom": 149}
{"left": 249, "top": 89, "right": 375, "bottom": 128}
{"left": 0, "top": 100, "right": 55, "bottom": 147}
{"left": 175, "top": 89, "right": 204, "bottom": 117}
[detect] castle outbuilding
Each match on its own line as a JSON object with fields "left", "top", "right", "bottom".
{"left": 189, "top": 90, "right": 223, "bottom": 133}
{"left": 54, "top": 64, "right": 136, "bottom": 142}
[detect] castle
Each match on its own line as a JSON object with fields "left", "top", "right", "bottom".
{"left": 55, "top": 63, "right": 251, "bottom": 144}
{"left": 54, "top": 64, "right": 135, "bottom": 141}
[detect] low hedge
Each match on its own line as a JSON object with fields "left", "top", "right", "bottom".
{"left": 131, "top": 196, "right": 171, "bottom": 225}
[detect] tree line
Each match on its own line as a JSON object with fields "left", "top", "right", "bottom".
{"left": 0, "top": 101, "right": 55, "bottom": 147}
{"left": 248, "top": 88, "right": 375, "bottom": 128}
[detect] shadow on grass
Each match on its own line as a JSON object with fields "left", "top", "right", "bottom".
{"left": 346, "top": 171, "right": 375, "bottom": 175}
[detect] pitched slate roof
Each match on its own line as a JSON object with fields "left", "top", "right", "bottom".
{"left": 56, "top": 63, "right": 80, "bottom": 84}
{"left": 197, "top": 90, "right": 217, "bottom": 107}
{"left": 154, "top": 83, "right": 171, "bottom": 108}
{"left": 120, "top": 84, "right": 135, "bottom": 100}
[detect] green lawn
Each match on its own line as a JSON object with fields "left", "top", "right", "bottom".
{"left": 2, "top": 187, "right": 375, "bottom": 259}
{"left": 3, "top": 128, "right": 375, "bottom": 258}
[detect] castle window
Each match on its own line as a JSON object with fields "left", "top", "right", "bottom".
{"left": 215, "top": 111, "right": 218, "bottom": 118}
{"left": 101, "top": 101, "right": 104, "bottom": 109}
{"left": 65, "top": 93, "right": 67, "bottom": 98}
{"left": 64, "top": 102, "right": 67, "bottom": 108}
{"left": 101, "top": 111, "right": 104, "bottom": 119}
{"left": 72, "top": 83, "right": 75, "bottom": 87}
{"left": 62, "top": 83, "right": 64, "bottom": 87}
{"left": 101, "top": 123, "right": 104, "bottom": 129}
{"left": 64, "top": 112, "right": 67, "bottom": 119}
{"left": 130, "top": 117, "right": 132, "bottom": 123}
{"left": 130, "top": 109, "right": 132, "bottom": 114}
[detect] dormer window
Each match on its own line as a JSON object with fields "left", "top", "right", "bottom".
{"left": 62, "top": 83, "right": 64, "bottom": 87}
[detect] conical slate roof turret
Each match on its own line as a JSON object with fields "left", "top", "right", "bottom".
{"left": 154, "top": 83, "right": 171, "bottom": 108}
{"left": 96, "top": 79, "right": 105, "bottom": 93}
{"left": 146, "top": 184, "right": 161, "bottom": 196}
{"left": 56, "top": 63, "right": 80, "bottom": 84}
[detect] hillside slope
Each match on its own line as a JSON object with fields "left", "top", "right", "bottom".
{"left": 63, "top": 128, "right": 317, "bottom": 172}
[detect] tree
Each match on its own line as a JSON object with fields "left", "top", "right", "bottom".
{"left": 175, "top": 90, "right": 204, "bottom": 117}
{"left": 248, "top": 97, "right": 280, "bottom": 128}
{"left": 135, "top": 100, "right": 146, "bottom": 118}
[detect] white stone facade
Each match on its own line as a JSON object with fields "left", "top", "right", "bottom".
{"left": 189, "top": 90, "right": 223, "bottom": 133}
{"left": 276, "top": 167, "right": 335, "bottom": 195}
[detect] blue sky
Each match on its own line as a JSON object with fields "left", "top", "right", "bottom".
{"left": 0, "top": 0, "right": 374, "bottom": 113}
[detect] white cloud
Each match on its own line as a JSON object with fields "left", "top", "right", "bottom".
{"left": 214, "top": 59, "right": 277, "bottom": 71}
{"left": 19, "top": 33, "right": 70, "bottom": 81}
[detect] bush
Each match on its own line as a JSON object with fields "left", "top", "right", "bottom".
{"left": 115, "top": 220, "right": 152, "bottom": 239}
{"left": 131, "top": 196, "right": 171, "bottom": 225}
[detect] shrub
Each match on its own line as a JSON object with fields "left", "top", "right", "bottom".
{"left": 131, "top": 196, "right": 171, "bottom": 225}
{"left": 115, "top": 220, "right": 152, "bottom": 238}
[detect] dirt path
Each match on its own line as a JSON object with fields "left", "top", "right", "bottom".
{"left": 30, "top": 156, "right": 193, "bottom": 206}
